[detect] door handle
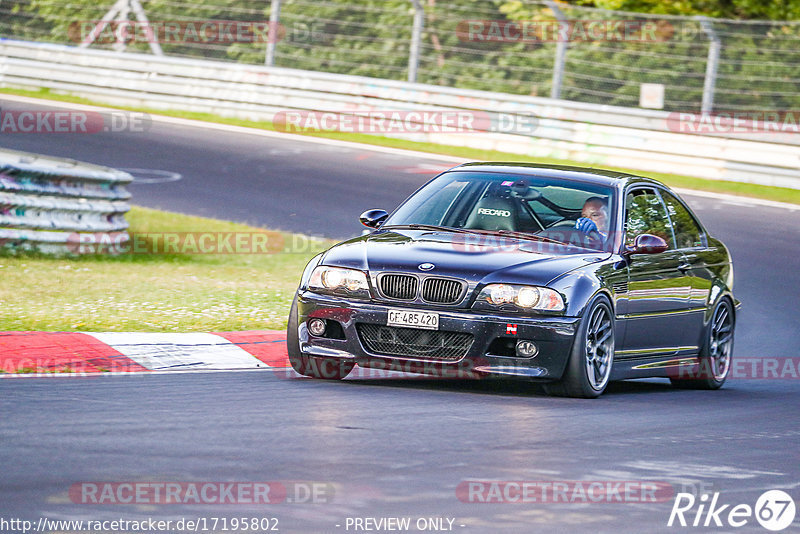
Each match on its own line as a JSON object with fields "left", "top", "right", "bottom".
{"left": 677, "top": 262, "right": 691, "bottom": 272}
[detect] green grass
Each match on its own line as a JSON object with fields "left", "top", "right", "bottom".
{"left": 0, "top": 206, "right": 330, "bottom": 332}
{"left": 3, "top": 86, "right": 799, "bottom": 206}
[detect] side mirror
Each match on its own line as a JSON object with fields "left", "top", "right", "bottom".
{"left": 359, "top": 209, "right": 389, "bottom": 229}
{"left": 624, "top": 234, "right": 668, "bottom": 255}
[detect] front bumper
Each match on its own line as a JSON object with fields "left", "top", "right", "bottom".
{"left": 295, "top": 291, "right": 580, "bottom": 380}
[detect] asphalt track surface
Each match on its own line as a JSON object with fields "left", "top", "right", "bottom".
{"left": 1, "top": 97, "right": 799, "bottom": 533}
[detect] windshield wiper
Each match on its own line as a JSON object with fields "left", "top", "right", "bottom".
{"left": 382, "top": 225, "right": 570, "bottom": 246}
{"left": 381, "top": 224, "right": 474, "bottom": 234}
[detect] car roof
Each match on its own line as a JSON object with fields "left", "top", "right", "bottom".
{"left": 446, "top": 162, "right": 667, "bottom": 190}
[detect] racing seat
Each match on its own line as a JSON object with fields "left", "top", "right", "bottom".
{"left": 465, "top": 186, "right": 520, "bottom": 231}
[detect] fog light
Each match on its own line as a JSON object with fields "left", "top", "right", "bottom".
{"left": 516, "top": 340, "right": 538, "bottom": 358}
{"left": 308, "top": 318, "right": 327, "bottom": 336}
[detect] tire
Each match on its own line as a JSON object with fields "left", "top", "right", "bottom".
{"left": 670, "top": 298, "right": 734, "bottom": 390}
{"left": 286, "top": 296, "right": 354, "bottom": 380}
{"left": 544, "top": 295, "right": 615, "bottom": 398}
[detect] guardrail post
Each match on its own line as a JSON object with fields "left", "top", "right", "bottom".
{"left": 129, "top": 0, "right": 162, "bottom": 55}
{"left": 264, "top": 0, "right": 282, "bottom": 66}
{"left": 545, "top": 0, "right": 568, "bottom": 100}
{"left": 408, "top": 0, "right": 424, "bottom": 83}
{"left": 79, "top": 0, "right": 162, "bottom": 55}
{"left": 698, "top": 16, "right": 720, "bottom": 114}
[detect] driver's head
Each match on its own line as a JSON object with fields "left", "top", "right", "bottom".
{"left": 582, "top": 197, "right": 608, "bottom": 234}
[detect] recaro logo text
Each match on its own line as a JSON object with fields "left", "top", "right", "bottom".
{"left": 477, "top": 208, "right": 511, "bottom": 217}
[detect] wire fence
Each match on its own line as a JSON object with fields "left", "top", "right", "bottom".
{"left": 2, "top": 0, "right": 799, "bottom": 112}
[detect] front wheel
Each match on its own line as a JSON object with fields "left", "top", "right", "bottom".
{"left": 545, "top": 295, "right": 615, "bottom": 398}
{"left": 670, "top": 298, "right": 733, "bottom": 390}
{"left": 286, "top": 296, "right": 354, "bottom": 380}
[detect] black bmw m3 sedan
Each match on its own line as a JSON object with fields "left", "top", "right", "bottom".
{"left": 287, "top": 163, "right": 738, "bottom": 398}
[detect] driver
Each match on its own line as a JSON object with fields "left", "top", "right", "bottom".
{"left": 575, "top": 197, "right": 608, "bottom": 240}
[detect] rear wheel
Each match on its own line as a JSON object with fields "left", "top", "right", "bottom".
{"left": 287, "top": 296, "right": 354, "bottom": 380}
{"left": 671, "top": 298, "right": 733, "bottom": 390}
{"left": 545, "top": 295, "right": 614, "bottom": 398}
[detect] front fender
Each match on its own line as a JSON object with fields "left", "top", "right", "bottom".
{"left": 549, "top": 270, "right": 610, "bottom": 318}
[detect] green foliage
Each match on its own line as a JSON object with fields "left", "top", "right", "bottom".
{"left": 580, "top": 0, "right": 800, "bottom": 19}
{"left": 2, "top": 0, "right": 799, "bottom": 110}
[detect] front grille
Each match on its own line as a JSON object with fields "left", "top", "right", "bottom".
{"left": 356, "top": 324, "right": 473, "bottom": 361}
{"left": 422, "top": 277, "right": 464, "bottom": 304}
{"left": 379, "top": 273, "right": 418, "bottom": 300}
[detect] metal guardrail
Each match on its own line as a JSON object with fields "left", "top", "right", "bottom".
{"left": 3, "top": 1, "right": 800, "bottom": 114}
{"left": 0, "top": 147, "right": 131, "bottom": 254}
{"left": 1, "top": 40, "right": 799, "bottom": 190}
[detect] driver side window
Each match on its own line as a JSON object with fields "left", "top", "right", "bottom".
{"left": 625, "top": 188, "right": 676, "bottom": 249}
{"left": 660, "top": 190, "right": 706, "bottom": 249}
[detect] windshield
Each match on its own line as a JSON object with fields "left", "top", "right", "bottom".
{"left": 384, "top": 171, "right": 616, "bottom": 251}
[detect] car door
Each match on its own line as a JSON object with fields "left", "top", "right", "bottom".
{"left": 658, "top": 189, "right": 713, "bottom": 352}
{"left": 618, "top": 187, "right": 693, "bottom": 357}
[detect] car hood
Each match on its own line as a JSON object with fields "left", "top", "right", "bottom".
{"left": 321, "top": 229, "right": 610, "bottom": 286}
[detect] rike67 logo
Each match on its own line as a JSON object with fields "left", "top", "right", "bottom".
{"left": 668, "top": 490, "right": 796, "bottom": 531}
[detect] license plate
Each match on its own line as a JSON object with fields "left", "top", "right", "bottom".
{"left": 387, "top": 309, "right": 439, "bottom": 330}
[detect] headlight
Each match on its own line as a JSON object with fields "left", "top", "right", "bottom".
{"left": 308, "top": 266, "right": 370, "bottom": 297}
{"left": 475, "top": 284, "right": 565, "bottom": 312}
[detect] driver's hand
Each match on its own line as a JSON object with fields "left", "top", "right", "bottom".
{"left": 575, "top": 217, "right": 599, "bottom": 235}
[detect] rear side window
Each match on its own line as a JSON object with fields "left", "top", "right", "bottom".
{"left": 625, "top": 188, "right": 676, "bottom": 249}
{"left": 660, "top": 190, "right": 706, "bottom": 249}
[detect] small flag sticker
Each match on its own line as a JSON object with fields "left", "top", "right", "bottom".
{"left": 506, "top": 324, "right": 518, "bottom": 335}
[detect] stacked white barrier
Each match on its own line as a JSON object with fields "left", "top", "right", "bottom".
{"left": 1, "top": 39, "right": 798, "bottom": 189}
{"left": 0, "top": 148, "right": 131, "bottom": 254}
